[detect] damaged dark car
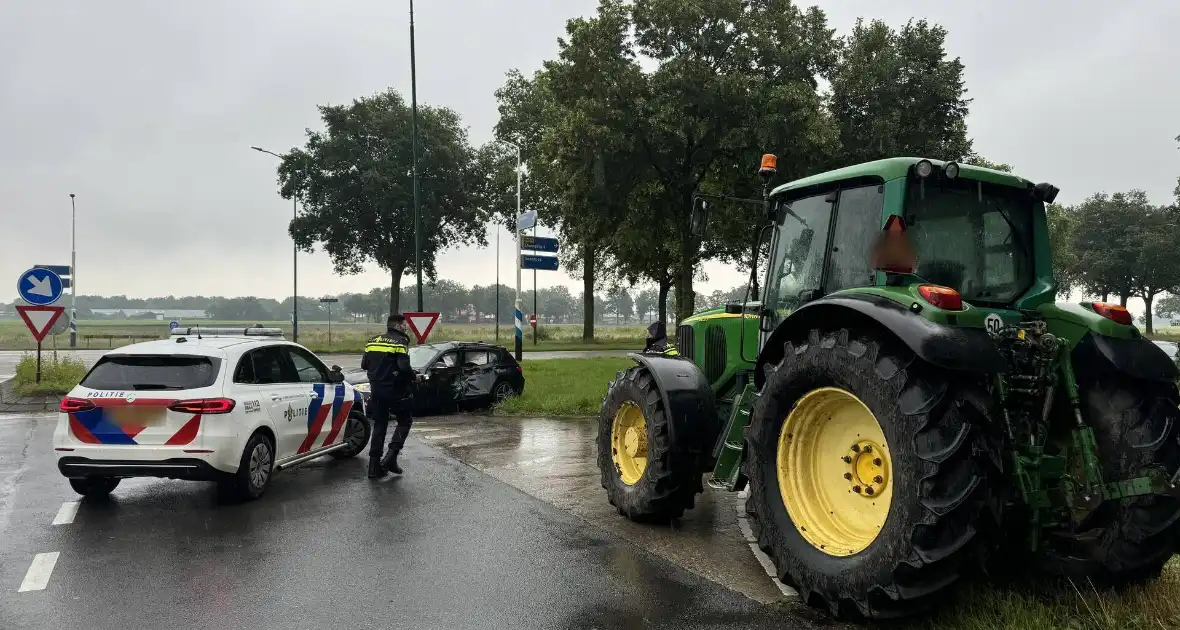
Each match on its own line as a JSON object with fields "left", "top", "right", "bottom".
{"left": 343, "top": 341, "right": 525, "bottom": 415}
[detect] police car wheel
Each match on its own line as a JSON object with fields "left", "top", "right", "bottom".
{"left": 331, "top": 412, "right": 371, "bottom": 459}
{"left": 69, "top": 477, "right": 120, "bottom": 498}
{"left": 220, "top": 432, "right": 274, "bottom": 501}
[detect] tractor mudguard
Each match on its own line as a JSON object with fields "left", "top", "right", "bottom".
{"left": 1072, "top": 332, "right": 1179, "bottom": 383}
{"left": 756, "top": 293, "right": 1005, "bottom": 388}
{"left": 627, "top": 352, "right": 721, "bottom": 458}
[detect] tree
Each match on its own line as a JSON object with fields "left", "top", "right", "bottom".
{"left": 1157, "top": 293, "right": 1180, "bottom": 320}
{"left": 1046, "top": 202, "right": 1081, "bottom": 296}
{"left": 827, "top": 18, "right": 973, "bottom": 165}
{"left": 965, "top": 157, "right": 1012, "bottom": 172}
{"left": 277, "top": 89, "right": 486, "bottom": 316}
{"left": 1071, "top": 192, "right": 1145, "bottom": 304}
{"left": 634, "top": 287, "right": 658, "bottom": 322}
{"left": 1132, "top": 206, "right": 1180, "bottom": 334}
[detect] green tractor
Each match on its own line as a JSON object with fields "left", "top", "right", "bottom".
{"left": 597, "top": 156, "right": 1180, "bottom": 620}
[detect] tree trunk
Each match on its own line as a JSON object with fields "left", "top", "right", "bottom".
{"left": 1101, "top": 291, "right": 1109, "bottom": 302}
{"left": 388, "top": 269, "right": 404, "bottom": 317}
{"left": 1120, "top": 292, "right": 1130, "bottom": 307}
{"left": 675, "top": 259, "right": 695, "bottom": 323}
{"left": 1143, "top": 292, "right": 1154, "bottom": 335}
{"left": 582, "top": 245, "right": 596, "bottom": 341}
{"left": 657, "top": 280, "right": 671, "bottom": 324}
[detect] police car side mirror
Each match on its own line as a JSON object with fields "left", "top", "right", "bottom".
{"left": 328, "top": 371, "right": 345, "bottom": 383}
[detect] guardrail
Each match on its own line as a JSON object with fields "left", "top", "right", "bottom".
{"left": 82, "top": 334, "right": 160, "bottom": 348}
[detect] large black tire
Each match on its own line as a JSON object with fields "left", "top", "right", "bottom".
{"left": 597, "top": 366, "right": 703, "bottom": 523}
{"left": 331, "top": 411, "right": 371, "bottom": 459}
{"left": 219, "top": 431, "right": 275, "bottom": 501}
{"left": 70, "top": 477, "right": 120, "bottom": 498}
{"left": 744, "top": 329, "right": 1001, "bottom": 620}
{"left": 1038, "top": 377, "right": 1180, "bottom": 585}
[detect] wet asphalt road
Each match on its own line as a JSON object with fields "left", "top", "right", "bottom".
{"left": 0, "top": 412, "right": 805, "bottom": 630}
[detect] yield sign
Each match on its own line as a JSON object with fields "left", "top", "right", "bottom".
{"left": 16, "top": 305, "right": 65, "bottom": 343}
{"left": 403, "top": 312, "right": 440, "bottom": 345}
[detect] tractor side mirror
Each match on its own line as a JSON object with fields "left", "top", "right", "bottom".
{"left": 691, "top": 197, "right": 709, "bottom": 239}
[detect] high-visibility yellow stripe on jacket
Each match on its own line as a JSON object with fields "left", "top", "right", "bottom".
{"left": 365, "top": 339, "right": 407, "bottom": 354}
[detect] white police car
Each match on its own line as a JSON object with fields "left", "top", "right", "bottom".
{"left": 54, "top": 327, "right": 370, "bottom": 500}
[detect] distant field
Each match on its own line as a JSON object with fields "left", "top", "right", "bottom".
{"left": 0, "top": 319, "right": 648, "bottom": 352}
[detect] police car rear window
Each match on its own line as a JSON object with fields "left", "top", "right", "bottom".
{"left": 81, "top": 355, "right": 221, "bottom": 391}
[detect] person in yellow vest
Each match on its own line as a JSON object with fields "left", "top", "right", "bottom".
{"left": 642, "top": 320, "right": 679, "bottom": 356}
{"left": 360, "top": 314, "right": 417, "bottom": 478}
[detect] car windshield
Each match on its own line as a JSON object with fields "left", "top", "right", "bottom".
{"left": 81, "top": 355, "right": 221, "bottom": 391}
{"left": 904, "top": 177, "right": 1036, "bottom": 305}
{"left": 408, "top": 346, "right": 438, "bottom": 369}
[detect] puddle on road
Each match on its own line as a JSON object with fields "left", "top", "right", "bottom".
{"left": 411, "top": 414, "right": 787, "bottom": 604}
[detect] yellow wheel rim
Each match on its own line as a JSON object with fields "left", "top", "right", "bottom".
{"left": 777, "top": 387, "right": 892, "bottom": 557}
{"left": 611, "top": 401, "right": 648, "bottom": 485}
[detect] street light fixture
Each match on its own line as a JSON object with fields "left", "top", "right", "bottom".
{"left": 251, "top": 145, "right": 300, "bottom": 343}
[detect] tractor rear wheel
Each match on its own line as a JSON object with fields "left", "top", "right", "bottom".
{"left": 597, "top": 366, "right": 702, "bottom": 523}
{"left": 1038, "top": 377, "right": 1180, "bottom": 585}
{"left": 744, "top": 328, "right": 1001, "bottom": 620}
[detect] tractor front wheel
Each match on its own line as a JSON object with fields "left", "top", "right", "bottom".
{"left": 745, "top": 328, "right": 1001, "bottom": 620}
{"left": 597, "top": 366, "right": 703, "bottom": 523}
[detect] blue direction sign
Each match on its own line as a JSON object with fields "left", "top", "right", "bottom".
{"left": 521, "top": 235, "right": 559, "bottom": 254}
{"left": 169, "top": 320, "right": 180, "bottom": 331}
{"left": 17, "top": 267, "right": 64, "bottom": 306}
{"left": 521, "top": 254, "right": 559, "bottom": 271}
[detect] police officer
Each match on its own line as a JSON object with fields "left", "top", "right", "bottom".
{"left": 361, "top": 314, "right": 418, "bottom": 478}
{"left": 642, "top": 320, "right": 679, "bottom": 356}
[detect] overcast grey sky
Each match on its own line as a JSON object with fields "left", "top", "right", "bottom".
{"left": 3, "top": 1, "right": 1178, "bottom": 307}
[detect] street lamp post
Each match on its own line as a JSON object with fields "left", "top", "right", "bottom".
{"left": 69, "top": 193, "right": 77, "bottom": 348}
{"left": 409, "top": 0, "right": 423, "bottom": 312}
{"left": 250, "top": 146, "right": 299, "bottom": 343}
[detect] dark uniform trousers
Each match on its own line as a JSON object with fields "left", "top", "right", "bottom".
{"left": 368, "top": 393, "right": 413, "bottom": 461}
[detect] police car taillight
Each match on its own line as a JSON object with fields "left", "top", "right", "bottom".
{"left": 59, "top": 397, "right": 95, "bottom": 413}
{"left": 169, "top": 398, "right": 236, "bottom": 414}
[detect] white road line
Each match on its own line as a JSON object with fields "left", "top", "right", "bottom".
{"left": 18, "top": 552, "right": 60, "bottom": 592}
{"left": 52, "top": 502, "right": 80, "bottom": 526}
{"left": 420, "top": 433, "right": 462, "bottom": 441}
{"left": 735, "top": 493, "right": 797, "bottom": 598}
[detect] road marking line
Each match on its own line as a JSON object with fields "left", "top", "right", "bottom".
{"left": 421, "top": 433, "right": 461, "bottom": 441}
{"left": 736, "top": 493, "right": 797, "bottom": 599}
{"left": 18, "top": 552, "right": 59, "bottom": 592}
{"left": 52, "top": 502, "right": 80, "bottom": 526}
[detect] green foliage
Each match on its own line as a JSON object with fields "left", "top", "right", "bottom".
{"left": 276, "top": 89, "right": 487, "bottom": 315}
{"left": 1157, "top": 293, "right": 1180, "bottom": 320}
{"left": 1046, "top": 203, "right": 1080, "bottom": 296}
{"left": 827, "top": 18, "right": 973, "bottom": 165}
{"left": 493, "top": 357, "right": 633, "bottom": 416}
{"left": 966, "top": 156, "right": 1014, "bottom": 172}
{"left": 13, "top": 354, "right": 87, "bottom": 396}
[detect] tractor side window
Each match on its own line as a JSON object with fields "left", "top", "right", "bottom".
{"left": 767, "top": 192, "right": 832, "bottom": 317}
{"left": 826, "top": 185, "right": 884, "bottom": 292}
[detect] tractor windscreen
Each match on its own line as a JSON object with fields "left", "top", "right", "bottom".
{"left": 905, "top": 178, "right": 1035, "bottom": 306}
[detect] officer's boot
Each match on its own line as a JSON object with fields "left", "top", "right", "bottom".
{"left": 368, "top": 456, "right": 388, "bottom": 479}
{"left": 381, "top": 449, "right": 403, "bottom": 475}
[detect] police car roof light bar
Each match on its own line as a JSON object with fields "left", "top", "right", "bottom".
{"left": 169, "top": 327, "right": 286, "bottom": 338}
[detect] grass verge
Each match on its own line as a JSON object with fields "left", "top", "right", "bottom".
{"left": 12, "top": 354, "right": 87, "bottom": 396}
{"left": 909, "top": 559, "right": 1180, "bottom": 630}
{"left": 494, "top": 357, "right": 632, "bottom": 417}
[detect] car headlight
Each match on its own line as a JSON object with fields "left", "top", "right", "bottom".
{"left": 354, "top": 382, "right": 371, "bottom": 393}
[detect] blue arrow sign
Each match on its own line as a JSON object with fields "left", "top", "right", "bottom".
{"left": 17, "top": 267, "right": 64, "bottom": 306}
{"left": 169, "top": 320, "right": 180, "bottom": 331}
{"left": 34, "top": 265, "right": 71, "bottom": 276}
{"left": 521, "top": 254, "right": 559, "bottom": 271}
{"left": 521, "top": 235, "right": 559, "bottom": 253}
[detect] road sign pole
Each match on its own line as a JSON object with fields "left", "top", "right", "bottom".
{"left": 410, "top": 0, "right": 423, "bottom": 313}
{"left": 36, "top": 340, "right": 42, "bottom": 384}
{"left": 514, "top": 145, "right": 523, "bottom": 362}
{"left": 69, "top": 193, "right": 77, "bottom": 348}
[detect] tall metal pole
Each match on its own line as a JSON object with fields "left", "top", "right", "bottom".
{"left": 69, "top": 194, "right": 77, "bottom": 348}
{"left": 495, "top": 224, "right": 500, "bottom": 341}
{"left": 514, "top": 145, "right": 523, "bottom": 361}
{"left": 293, "top": 194, "right": 299, "bottom": 343}
{"left": 532, "top": 222, "right": 537, "bottom": 345}
{"left": 410, "top": 0, "right": 423, "bottom": 313}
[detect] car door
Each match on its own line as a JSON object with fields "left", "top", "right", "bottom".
{"left": 244, "top": 346, "right": 311, "bottom": 460}
{"left": 281, "top": 345, "right": 351, "bottom": 456}
{"left": 459, "top": 348, "right": 497, "bottom": 399}
{"left": 423, "top": 350, "right": 463, "bottom": 408}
